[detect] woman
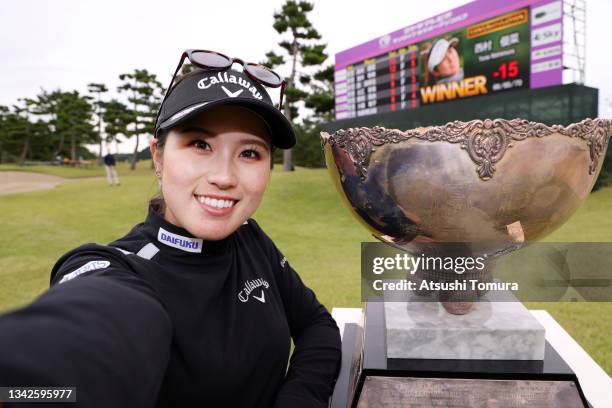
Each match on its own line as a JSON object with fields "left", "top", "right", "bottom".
{"left": 0, "top": 50, "right": 342, "bottom": 407}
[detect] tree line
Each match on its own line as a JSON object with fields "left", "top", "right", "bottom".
{"left": 0, "top": 69, "right": 161, "bottom": 170}
{"left": 0, "top": 1, "right": 333, "bottom": 171}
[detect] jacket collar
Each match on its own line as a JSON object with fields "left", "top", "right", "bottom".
{"left": 143, "top": 206, "right": 232, "bottom": 257}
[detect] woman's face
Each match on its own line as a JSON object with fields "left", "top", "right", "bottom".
{"left": 434, "top": 47, "right": 460, "bottom": 78}
{"left": 151, "top": 105, "right": 272, "bottom": 241}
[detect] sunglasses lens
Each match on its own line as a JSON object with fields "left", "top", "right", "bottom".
{"left": 191, "top": 51, "right": 231, "bottom": 68}
{"left": 246, "top": 63, "right": 283, "bottom": 87}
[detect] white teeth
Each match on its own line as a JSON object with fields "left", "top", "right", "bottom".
{"left": 196, "top": 195, "right": 235, "bottom": 209}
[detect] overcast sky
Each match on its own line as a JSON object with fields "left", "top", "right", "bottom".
{"left": 1, "top": 0, "right": 610, "bottom": 153}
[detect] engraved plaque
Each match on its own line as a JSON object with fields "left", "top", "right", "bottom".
{"left": 356, "top": 376, "right": 585, "bottom": 407}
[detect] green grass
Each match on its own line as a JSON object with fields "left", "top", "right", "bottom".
{"left": 523, "top": 187, "right": 612, "bottom": 375}
{"left": 0, "top": 161, "right": 137, "bottom": 178}
{"left": 545, "top": 187, "right": 612, "bottom": 242}
{"left": 0, "top": 166, "right": 610, "bottom": 374}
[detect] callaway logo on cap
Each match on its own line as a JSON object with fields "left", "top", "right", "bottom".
{"left": 197, "top": 71, "right": 263, "bottom": 99}
{"left": 155, "top": 69, "right": 296, "bottom": 149}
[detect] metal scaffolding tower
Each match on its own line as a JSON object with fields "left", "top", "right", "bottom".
{"left": 563, "top": 0, "right": 586, "bottom": 84}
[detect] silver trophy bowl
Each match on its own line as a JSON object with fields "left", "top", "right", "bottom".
{"left": 321, "top": 118, "right": 612, "bottom": 313}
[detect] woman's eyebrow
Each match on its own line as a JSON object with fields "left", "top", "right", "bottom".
{"left": 178, "top": 126, "right": 216, "bottom": 135}
{"left": 241, "top": 138, "right": 271, "bottom": 151}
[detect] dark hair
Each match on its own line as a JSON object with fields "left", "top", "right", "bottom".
{"left": 150, "top": 195, "right": 166, "bottom": 215}
{"left": 149, "top": 127, "right": 170, "bottom": 214}
{"left": 148, "top": 68, "right": 276, "bottom": 212}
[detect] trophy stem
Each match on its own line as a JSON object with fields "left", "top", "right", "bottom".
{"left": 407, "top": 246, "right": 496, "bottom": 315}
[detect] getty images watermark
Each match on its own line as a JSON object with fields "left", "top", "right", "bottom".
{"left": 370, "top": 251, "right": 519, "bottom": 293}
{"left": 361, "top": 242, "right": 612, "bottom": 302}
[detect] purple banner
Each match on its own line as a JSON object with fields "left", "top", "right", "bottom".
{"left": 529, "top": 0, "right": 563, "bottom": 88}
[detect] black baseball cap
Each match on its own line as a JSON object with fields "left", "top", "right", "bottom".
{"left": 155, "top": 69, "right": 296, "bottom": 149}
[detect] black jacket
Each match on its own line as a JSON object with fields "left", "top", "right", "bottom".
{"left": 0, "top": 207, "right": 342, "bottom": 407}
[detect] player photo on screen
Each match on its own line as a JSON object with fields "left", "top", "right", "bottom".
{"left": 422, "top": 36, "right": 465, "bottom": 86}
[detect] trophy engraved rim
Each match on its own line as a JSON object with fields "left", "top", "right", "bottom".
{"left": 321, "top": 118, "right": 612, "bottom": 181}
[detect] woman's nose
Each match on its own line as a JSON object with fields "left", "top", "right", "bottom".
{"left": 206, "top": 155, "right": 237, "bottom": 189}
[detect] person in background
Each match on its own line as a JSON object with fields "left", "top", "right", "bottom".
{"left": 103, "top": 151, "right": 120, "bottom": 186}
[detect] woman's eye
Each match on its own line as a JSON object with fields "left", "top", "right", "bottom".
{"left": 241, "top": 149, "right": 260, "bottom": 159}
{"left": 191, "top": 140, "right": 211, "bottom": 151}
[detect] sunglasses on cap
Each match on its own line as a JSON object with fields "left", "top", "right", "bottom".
{"left": 156, "top": 49, "right": 287, "bottom": 125}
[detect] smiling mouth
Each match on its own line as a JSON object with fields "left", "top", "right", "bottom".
{"left": 194, "top": 195, "right": 238, "bottom": 209}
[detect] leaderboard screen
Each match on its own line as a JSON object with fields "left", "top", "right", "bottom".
{"left": 335, "top": 0, "right": 564, "bottom": 120}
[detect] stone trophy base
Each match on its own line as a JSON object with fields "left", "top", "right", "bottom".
{"left": 330, "top": 302, "right": 590, "bottom": 408}
{"left": 385, "top": 293, "right": 545, "bottom": 360}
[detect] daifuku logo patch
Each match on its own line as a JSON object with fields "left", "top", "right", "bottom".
{"left": 59, "top": 260, "right": 111, "bottom": 284}
{"left": 157, "top": 227, "right": 203, "bottom": 253}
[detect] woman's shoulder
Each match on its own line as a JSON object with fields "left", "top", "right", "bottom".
{"left": 235, "top": 218, "right": 274, "bottom": 246}
{"left": 241, "top": 217, "right": 262, "bottom": 233}
{"left": 50, "top": 243, "right": 134, "bottom": 285}
{"left": 235, "top": 218, "right": 288, "bottom": 265}
{"left": 49, "top": 222, "right": 153, "bottom": 286}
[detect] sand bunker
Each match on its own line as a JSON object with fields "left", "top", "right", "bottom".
{"left": 0, "top": 171, "right": 68, "bottom": 196}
